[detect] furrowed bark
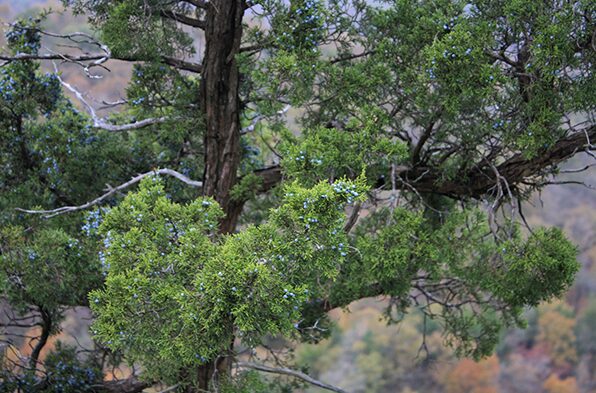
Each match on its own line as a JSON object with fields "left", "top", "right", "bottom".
{"left": 200, "top": 0, "right": 245, "bottom": 235}
{"left": 195, "top": 1, "right": 245, "bottom": 390}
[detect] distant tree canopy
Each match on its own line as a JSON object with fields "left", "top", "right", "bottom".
{"left": 0, "top": 0, "right": 593, "bottom": 392}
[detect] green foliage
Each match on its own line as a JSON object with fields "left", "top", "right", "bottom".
{"left": 276, "top": 0, "right": 326, "bottom": 54}
{"left": 88, "top": 177, "right": 222, "bottom": 382}
{"left": 325, "top": 206, "right": 578, "bottom": 359}
{"left": 41, "top": 342, "right": 104, "bottom": 392}
{"left": 230, "top": 173, "right": 263, "bottom": 202}
{"left": 281, "top": 108, "right": 408, "bottom": 186}
{"left": 89, "top": 176, "right": 367, "bottom": 383}
{"left": 0, "top": 225, "right": 100, "bottom": 314}
{"left": 489, "top": 228, "right": 579, "bottom": 307}
{"left": 1, "top": 19, "right": 60, "bottom": 120}
{"left": 99, "top": 0, "right": 193, "bottom": 60}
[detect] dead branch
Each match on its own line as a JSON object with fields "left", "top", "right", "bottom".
{"left": 0, "top": 23, "right": 202, "bottom": 74}
{"left": 16, "top": 169, "right": 203, "bottom": 218}
{"left": 237, "top": 361, "right": 348, "bottom": 393}
{"left": 54, "top": 64, "right": 170, "bottom": 132}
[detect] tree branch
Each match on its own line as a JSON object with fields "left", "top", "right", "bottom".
{"left": 94, "top": 117, "right": 170, "bottom": 132}
{"left": 248, "top": 126, "right": 595, "bottom": 203}
{"left": 0, "top": 24, "right": 202, "bottom": 74}
{"left": 0, "top": 52, "right": 202, "bottom": 73}
{"left": 93, "top": 377, "right": 151, "bottom": 393}
{"left": 253, "top": 165, "right": 283, "bottom": 193}
{"left": 16, "top": 169, "right": 203, "bottom": 218}
{"left": 241, "top": 104, "right": 291, "bottom": 134}
{"left": 402, "top": 125, "right": 596, "bottom": 198}
{"left": 343, "top": 202, "right": 362, "bottom": 233}
{"left": 329, "top": 50, "right": 374, "bottom": 64}
{"left": 411, "top": 110, "right": 442, "bottom": 165}
{"left": 160, "top": 10, "right": 205, "bottom": 29}
{"left": 54, "top": 66, "right": 170, "bottom": 132}
{"left": 237, "top": 362, "right": 348, "bottom": 393}
{"left": 162, "top": 55, "right": 202, "bottom": 73}
{"left": 28, "top": 306, "right": 51, "bottom": 370}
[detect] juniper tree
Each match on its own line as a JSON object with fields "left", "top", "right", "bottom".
{"left": 0, "top": 0, "right": 593, "bottom": 392}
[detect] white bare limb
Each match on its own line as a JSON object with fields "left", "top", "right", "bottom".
{"left": 155, "top": 384, "right": 180, "bottom": 393}
{"left": 236, "top": 361, "right": 348, "bottom": 393}
{"left": 100, "top": 99, "right": 128, "bottom": 109}
{"left": 241, "top": 104, "right": 291, "bottom": 134}
{"left": 16, "top": 169, "right": 203, "bottom": 218}
{"left": 53, "top": 63, "right": 169, "bottom": 132}
{"left": 94, "top": 117, "right": 170, "bottom": 132}
{"left": 0, "top": 23, "right": 202, "bottom": 74}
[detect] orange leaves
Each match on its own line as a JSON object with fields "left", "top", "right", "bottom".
{"left": 443, "top": 355, "right": 499, "bottom": 393}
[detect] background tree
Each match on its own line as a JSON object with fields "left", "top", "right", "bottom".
{"left": 543, "top": 374, "right": 579, "bottom": 393}
{"left": 0, "top": 0, "right": 594, "bottom": 392}
{"left": 443, "top": 355, "right": 499, "bottom": 393}
{"left": 537, "top": 300, "right": 578, "bottom": 371}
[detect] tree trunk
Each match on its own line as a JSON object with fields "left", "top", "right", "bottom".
{"left": 200, "top": 0, "right": 245, "bottom": 234}
{"left": 195, "top": 1, "right": 245, "bottom": 391}
{"left": 29, "top": 306, "right": 51, "bottom": 370}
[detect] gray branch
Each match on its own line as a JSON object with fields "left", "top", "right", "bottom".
{"left": 16, "top": 169, "right": 203, "bottom": 218}
{"left": 0, "top": 23, "right": 202, "bottom": 74}
{"left": 237, "top": 361, "right": 348, "bottom": 393}
{"left": 54, "top": 65, "right": 169, "bottom": 132}
{"left": 241, "top": 104, "right": 291, "bottom": 134}
{"left": 160, "top": 10, "right": 206, "bottom": 29}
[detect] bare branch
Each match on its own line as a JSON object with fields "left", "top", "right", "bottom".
{"left": 155, "top": 384, "right": 180, "bottom": 393}
{"left": 162, "top": 55, "right": 202, "bottom": 73}
{"left": 485, "top": 50, "right": 520, "bottom": 69}
{"left": 91, "top": 377, "right": 151, "bottom": 393}
{"left": 28, "top": 307, "right": 51, "bottom": 370}
{"left": 95, "top": 117, "right": 170, "bottom": 132}
{"left": 344, "top": 202, "right": 362, "bottom": 233}
{"left": 411, "top": 109, "right": 442, "bottom": 165}
{"left": 401, "top": 125, "right": 596, "bottom": 198}
{"left": 531, "top": 180, "right": 595, "bottom": 189}
{"left": 237, "top": 361, "right": 348, "bottom": 393}
{"left": 329, "top": 50, "right": 374, "bottom": 64}
{"left": 16, "top": 169, "right": 203, "bottom": 218}
{"left": 100, "top": 99, "right": 128, "bottom": 110}
{"left": 54, "top": 65, "right": 170, "bottom": 132}
{"left": 0, "top": 23, "right": 201, "bottom": 74}
{"left": 241, "top": 104, "right": 291, "bottom": 134}
{"left": 559, "top": 163, "right": 596, "bottom": 173}
{"left": 160, "top": 10, "right": 205, "bottom": 29}
{"left": 239, "top": 43, "right": 268, "bottom": 54}
{"left": 253, "top": 165, "right": 283, "bottom": 193}
{"left": 0, "top": 51, "right": 108, "bottom": 65}
{"left": 0, "top": 51, "right": 202, "bottom": 73}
